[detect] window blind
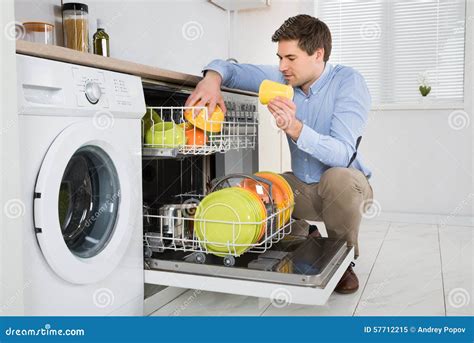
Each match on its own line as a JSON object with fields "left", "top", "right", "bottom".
{"left": 317, "top": 0, "right": 466, "bottom": 105}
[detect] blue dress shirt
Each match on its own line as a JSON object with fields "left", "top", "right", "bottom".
{"left": 203, "top": 60, "right": 372, "bottom": 183}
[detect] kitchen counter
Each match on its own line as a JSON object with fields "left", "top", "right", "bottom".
{"left": 16, "top": 40, "right": 202, "bottom": 87}
{"left": 16, "top": 41, "right": 257, "bottom": 96}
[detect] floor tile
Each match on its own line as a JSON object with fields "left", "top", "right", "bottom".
{"left": 151, "top": 290, "right": 270, "bottom": 316}
{"left": 439, "top": 225, "right": 473, "bottom": 316}
{"left": 355, "top": 223, "right": 445, "bottom": 316}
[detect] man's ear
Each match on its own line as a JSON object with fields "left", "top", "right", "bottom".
{"left": 314, "top": 48, "right": 325, "bottom": 62}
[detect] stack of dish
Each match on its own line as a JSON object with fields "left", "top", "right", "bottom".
{"left": 240, "top": 171, "right": 294, "bottom": 229}
{"left": 194, "top": 187, "right": 266, "bottom": 257}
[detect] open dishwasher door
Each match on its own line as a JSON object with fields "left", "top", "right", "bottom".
{"left": 144, "top": 237, "right": 353, "bottom": 306}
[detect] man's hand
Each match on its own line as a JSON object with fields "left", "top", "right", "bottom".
{"left": 185, "top": 71, "right": 227, "bottom": 118}
{"left": 267, "top": 96, "right": 303, "bottom": 141}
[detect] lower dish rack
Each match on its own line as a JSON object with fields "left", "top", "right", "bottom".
{"left": 143, "top": 174, "right": 294, "bottom": 267}
{"left": 143, "top": 205, "right": 293, "bottom": 267}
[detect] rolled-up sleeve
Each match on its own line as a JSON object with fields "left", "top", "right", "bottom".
{"left": 203, "top": 59, "right": 284, "bottom": 93}
{"left": 296, "top": 70, "right": 371, "bottom": 167}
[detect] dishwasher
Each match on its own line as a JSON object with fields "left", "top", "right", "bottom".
{"left": 140, "top": 79, "right": 354, "bottom": 307}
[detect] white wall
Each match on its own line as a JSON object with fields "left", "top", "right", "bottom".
{"left": 15, "top": 0, "right": 229, "bottom": 76}
{"left": 1, "top": 0, "right": 24, "bottom": 315}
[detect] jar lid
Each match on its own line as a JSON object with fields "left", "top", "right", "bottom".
{"left": 23, "top": 22, "right": 55, "bottom": 32}
{"left": 62, "top": 2, "right": 89, "bottom": 13}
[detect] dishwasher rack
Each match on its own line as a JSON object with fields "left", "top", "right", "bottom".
{"left": 142, "top": 106, "right": 258, "bottom": 157}
{"left": 143, "top": 205, "right": 293, "bottom": 266}
{"left": 143, "top": 174, "right": 294, "bottom": 267}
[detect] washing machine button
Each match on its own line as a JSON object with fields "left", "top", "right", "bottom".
{"left": 85, "top": 81, "right": 102, "bottom": 104}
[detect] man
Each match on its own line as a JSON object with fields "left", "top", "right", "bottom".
{"left": 185, "top": 14, "right": 374, "bottom": 294}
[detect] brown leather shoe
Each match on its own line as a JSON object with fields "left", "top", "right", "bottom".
{"left": 334, "top": 262, "right": 359, "bottom": 294}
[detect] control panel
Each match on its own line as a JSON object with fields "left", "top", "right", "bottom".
{"left": 72, "top": 66, "right": 137, "bottom": 109}
{"left": 17, "top": 55, "right": 146, "bottom": 118}
{"left": 72, "top": 67, "right": 108, "bottom": 107}
{"left": 113, "top": 78, "right": 133, "bottom": 107}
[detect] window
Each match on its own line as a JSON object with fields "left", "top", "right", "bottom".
{"left": 316, "top": 0, "right": 466, "bottom": 105}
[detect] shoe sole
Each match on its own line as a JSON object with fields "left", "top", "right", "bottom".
{"left": 334, "top": 286, "right": 359, "bottom": 294}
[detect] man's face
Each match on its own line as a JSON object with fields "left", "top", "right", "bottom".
{"left": 277, "top": 40, "right": 324, "bottom": 87}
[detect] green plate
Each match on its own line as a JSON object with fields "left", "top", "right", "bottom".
{"left": 195, "top": 188, "right": 260, "bottom": 256}
{"left": 222, "top": 187, "right": 263, "bottom": 250}
{"left": 195, "top": 188, "right": 258, "bottom": 254}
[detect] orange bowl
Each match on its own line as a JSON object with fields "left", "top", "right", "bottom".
{"left": 184, "top": 125, "right": 208, "bottom": 146}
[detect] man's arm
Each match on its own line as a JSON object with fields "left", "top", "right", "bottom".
{"left": 294, "top": 70, "right": 371, "bottom": 167}
{"left": 203, "top": 59, "right": 284, "bottom": 93}
{"left": 185, "top": 60, "right": 284, "bottom": 114}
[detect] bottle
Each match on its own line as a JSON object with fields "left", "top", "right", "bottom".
{"left": 93, "top": 19, "right": 110, "bottom": 57}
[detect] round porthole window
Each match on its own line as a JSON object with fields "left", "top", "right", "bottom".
{"left": 58, "top": 145, "right": 120, "bottom": 258}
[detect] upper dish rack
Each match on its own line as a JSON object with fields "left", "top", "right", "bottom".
{"left": 142, "top": 106, "right": 258, "bottom": 158}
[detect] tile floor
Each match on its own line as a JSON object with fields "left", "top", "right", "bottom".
{"left": 150, "top": 219, "right": 473, "bottom": 316}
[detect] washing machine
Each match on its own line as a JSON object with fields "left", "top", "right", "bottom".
{"left": 16, "top": 54, "right": 145, "bottom": 315}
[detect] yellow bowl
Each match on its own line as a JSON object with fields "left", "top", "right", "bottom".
{"left": 259, "top": 80, "right": 294, "bottom": 105}
{"left": 184, "top": 105, "right": 224, "bottom": 133}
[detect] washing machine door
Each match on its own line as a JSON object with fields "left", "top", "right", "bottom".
{"left": 34, "top": 120, "right": 138, "bottom": 284}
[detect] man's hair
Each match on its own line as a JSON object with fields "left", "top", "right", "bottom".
{"left": 272, "top": 14, "right": 332, "bottom": 62}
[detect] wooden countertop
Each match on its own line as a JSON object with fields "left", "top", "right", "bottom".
{"left": 16, "top": 40, "right": 202, "bottom": 87}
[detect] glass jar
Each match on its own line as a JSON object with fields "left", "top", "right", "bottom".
{"left": 62, "top": 2, "right": 89, "bottom": 52}
{"left": 22, "top": 22, "right": 55, "bottom": 45}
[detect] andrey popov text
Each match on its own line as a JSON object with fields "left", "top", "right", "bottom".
{"left": 363, "top": 326, "right": 466, "bottom": 335}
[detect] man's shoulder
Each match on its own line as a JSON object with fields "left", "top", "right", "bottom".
{"left": 329, "top": 64, "right": 367, "bottom": 88}
{"left": 331, "top": 64, "right": 363, "bottom": 79}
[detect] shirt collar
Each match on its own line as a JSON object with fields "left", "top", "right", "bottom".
{"left": 297, "top": 63, "right": 333, "bottom": 96}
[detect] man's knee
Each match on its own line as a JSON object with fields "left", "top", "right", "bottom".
{"left": 318, "top": 167, "right": 363, "bottom": 202}
{"left": 320, "top": 167, "right": 354, "bottom": 189}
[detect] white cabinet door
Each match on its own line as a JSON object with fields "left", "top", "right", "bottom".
{"left": 258, "top": 104, "right": 283, "bottom": 172}
{"left": 281, "top": 133, "right": 292, "bottom": 173}
{"left": 258, "top": 104, "right": 292, "bottom": 173}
